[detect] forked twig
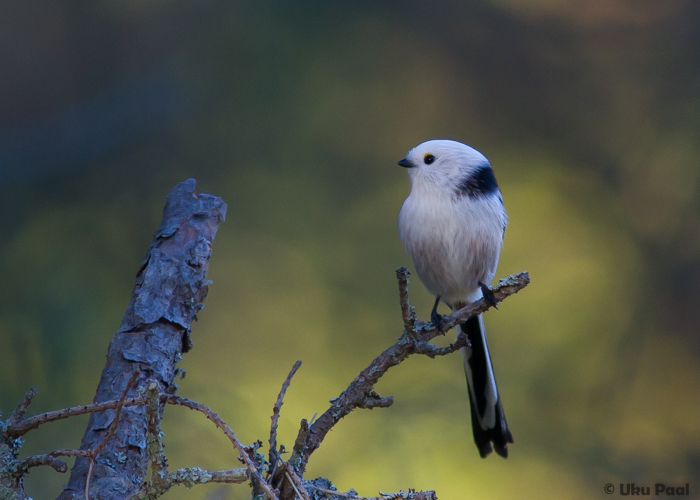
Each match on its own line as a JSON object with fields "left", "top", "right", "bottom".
{"left": 295, "top": 271, "right": 530, "bottom": 471}
{"left": 166, "top": 395, "right": 279, "bottom": 500}
{"left": 270, "top": 360, "right": 302, "bottom": 472}
{"left": 8, "top": 387, "right": 38, "bottom": 427}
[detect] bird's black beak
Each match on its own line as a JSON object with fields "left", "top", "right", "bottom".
{"left": 398, "top": 158, "right": 413, "bottom": 168}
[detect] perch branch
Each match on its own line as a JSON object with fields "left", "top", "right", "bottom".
{"left": 295, "top": 271, "right": 530, "bottom": 471}
{"left": 429, "top": 273, "right": 530, "bottom": 335}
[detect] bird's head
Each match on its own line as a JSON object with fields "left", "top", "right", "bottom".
{"left": 398, "top": 139, "right": 493, "bottom": 195}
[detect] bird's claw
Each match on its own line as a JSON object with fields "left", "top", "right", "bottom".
{"left": 431, "top": 310, "right": 447, "bottom": 333}
{"left": 479, "top": 281, "right": 499, "bottom": 309}
{"left": 430, "top": 295, "right": 447, "bottom": 333}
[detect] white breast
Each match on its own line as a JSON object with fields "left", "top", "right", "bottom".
{"left": 398, "top": 187, "right": 504, "bottom": 306}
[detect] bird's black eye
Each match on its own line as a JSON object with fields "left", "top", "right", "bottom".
{"left": 424, "top": 154, "right": 435, "bottom": 165}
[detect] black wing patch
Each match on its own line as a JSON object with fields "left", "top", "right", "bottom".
{"left": 457, "top": 163, "right": 500, "bottom": 199}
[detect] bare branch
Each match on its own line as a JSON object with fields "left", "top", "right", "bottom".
{"left": 374, "top": 492, "right": 437, "bottom": 500}
{"left": 2, "top": 177, "right": 528, "bottom": 500}
{"left": 166, "top": 395, "right": 279, "bottom": 500}
{"left": 289, "top": 418, "right": 309, "bottom": 468}
{"left": 358, "top": 390, "right": 394, "bottom": 410}
{"left": 295, "top": 271, "right": 530, "bottom": 471}
{"left": 171, "top": 467, "right": 248, "bottom": 484}
{"left": 305, "top": 483, "right": 437, "bottom": 500}
{"left": 306, "top": 486, "right": 358, "bottom": 499}
{"left": 431, "top": 272, "right": 530, "bottom": 335}
{"left": 270, "top": 361, "right": 302, "bottom": 470}
{"left": 15, "top": 454, "right": 68, "bottom": 475}
{"left": 127, "top": 468, "right": 249, "bottom": 499}
{"left": 47, "top": 449, "right": 92, "bottom": 459}
{"left": 411, "top": 332, "right": 469, "bottom": 358}
{"left": 285, "top": 471, "right": 311, "bottom": 500}
{"left": 395, "top": 267, "right": 415, "bottom": 332}
{"left": 8, "top": 387, "right": 38, "bottom": 426}
{"left": 6, "top": 397, "right": 148, "bottom": 437}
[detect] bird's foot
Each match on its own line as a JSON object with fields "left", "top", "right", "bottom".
{"left": 479, "top": 281, "right": 499, "bottom": 310}
{"left": 430, "top": 295, "right": 447, "bottom": 333}
{"left": 431, "top": 309, "right": 447, "bottom": 333}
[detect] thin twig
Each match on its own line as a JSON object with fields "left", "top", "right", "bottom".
{"left": 48, "top": 448, "right": 92, "bottom": 458}
{"left": 6, "top": 397, "right": 148, "bottom": 437}
{"left": 166, "top": 395, "right": 279, "bottom": 500}
{"left": 375, "top": 492, "right": 437, "bottom": 500}
{"left": 358, "top": 391, "right": 394, "bottom": 409}
{"left": 395, "top": 267, "right": 415, "bottom": 332}
{"left": 126, "top": 468, "right": 249, "bottom": 499}
{"left": 269, "top": 360, "right": 302, "bottom": 470}
{"left": 411, "top": 330, "right": 469, "bottom": 358}
{"left": 8, "top": 387, "right": 38, "bottom": 426}
{"left": 290, "top": 470, "right": 312, "bottom": 500}
{"left": 15, "top": 454, "right": 68, "bottom": 476}
{"left": 428, "top": 273, "right": 530, "bottom": 334}
{"left": 285, "top": 472, "right": 304, "bottom": 500}
{"left": 6, "top": 391, "right": 271, "bottom": 496}
{"left": 171, "top": 467, "right": 248, "bottom": 484}
{"left": 85, "top": 462, "right": 94, "bottom": 500}
{"left": 306, "top": 484, "right": 437, "bottom": 500}
{"left": 307, "top": 486, "right": 358, "bottom": 499}
{"left": 285, "top": 469, "right": 311, "bottom": 500}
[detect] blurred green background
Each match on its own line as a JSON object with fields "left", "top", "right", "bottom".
{"left": 1, "top": 1, "right": 699, "bottom": 498}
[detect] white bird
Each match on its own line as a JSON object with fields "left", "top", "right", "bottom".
{"left": 397, "top": 139, "right": 513, "bottom": 458}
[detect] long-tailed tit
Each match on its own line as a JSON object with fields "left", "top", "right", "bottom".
{"left": 397, "top": 139, "right": 513, "bottom": 458}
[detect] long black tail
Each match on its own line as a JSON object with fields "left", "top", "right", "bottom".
{"left": 460, "top": 314, "right": 513, "bottom": 458}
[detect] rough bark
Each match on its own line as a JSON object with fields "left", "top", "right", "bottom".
{"left": 57, "top": 179, "right": 226, "bottom": 500}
